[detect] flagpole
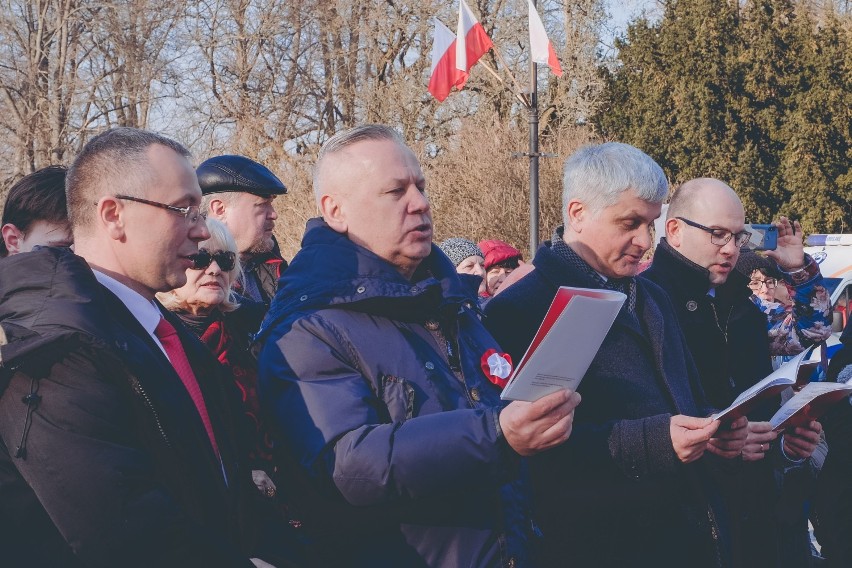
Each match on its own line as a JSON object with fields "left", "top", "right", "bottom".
{"left": 528, "top": 2, "right": 540, "bottom": 258}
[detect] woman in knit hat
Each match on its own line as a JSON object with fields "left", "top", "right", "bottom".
{"left": 438, "top": 237, "right": 487, "bottom": 296}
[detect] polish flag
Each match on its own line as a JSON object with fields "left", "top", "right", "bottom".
{"left": 429, "top": 18, "right": 469, "bottom": 102}
{"left": 528, "top": 0, "right": 563, "bottom": 76}
{"left": 456, "top": 0, "right": 493, "bottom": 73}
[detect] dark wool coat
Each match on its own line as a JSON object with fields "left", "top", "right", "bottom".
{"left": 643, "top": 239, "right": 786, "bottom": 566}
{"left": 643, "top": 239, "right": 774, "bottom": 412}
{"left": 0, "top": 248, "right": 293, "bottom": 568}
{"left": 812, "top": 401, "right": 852, "bottom": 565}
{"left": 484, "top": 241, "right": 731, "bottom": 568}
{"left": 256, "top": 218, "right": 531, "bottom": 568}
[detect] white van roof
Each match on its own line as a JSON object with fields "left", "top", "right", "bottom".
{"left": 805, "top": 234, "right": 852, "bottom": 247}
{"left": 804, "top": 234, "right": 852, "bottom": 278}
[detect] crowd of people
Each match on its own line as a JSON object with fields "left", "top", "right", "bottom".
{"left": 0, "top": 124, "right": 850, "bottom": 568}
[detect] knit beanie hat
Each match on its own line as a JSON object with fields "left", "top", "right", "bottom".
{"left": 479, "top": 239, "right": 522, "bottom": 270}
{"left": 438, "top": 238, "right": 484, "bottom": 267}
{"left": 736, "top": 251, "right": 780, "bottom": 278}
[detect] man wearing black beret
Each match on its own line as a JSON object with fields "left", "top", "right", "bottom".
{"left": 198, "top": 155, "right": 288, "bottom": 306}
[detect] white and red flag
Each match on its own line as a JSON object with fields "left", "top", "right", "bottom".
{"left": 456, "top": 0, "right": 493, "bottom": 73}
{"left": 429, "top": 18, "right": 469, "bottom": 102}
{"left": 528, "top": 0, "right": 563, "bottom": 76}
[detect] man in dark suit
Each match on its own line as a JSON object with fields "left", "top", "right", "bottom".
{"left": 0, "top": 128, "right": 290, "bottom": 567}
{"left": 484, "top": 142, "right": 748, "bottom": 567}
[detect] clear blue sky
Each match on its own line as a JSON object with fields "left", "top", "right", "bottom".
{"left": 602, "top": 0, "right": 659, "bottom": 48}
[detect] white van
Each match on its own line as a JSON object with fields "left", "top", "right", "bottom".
{"left": 804, "top": 234, "right": 852, "bottom": 352}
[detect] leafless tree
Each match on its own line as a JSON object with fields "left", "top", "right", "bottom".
{"left": 84, "top": 0, "right": 184, "bottom": 130}
{"left": 0, "top": 0, "right": 90, "bottom": 176}
{"left": 0, "top": 0, "right": 615, "bottom": 253}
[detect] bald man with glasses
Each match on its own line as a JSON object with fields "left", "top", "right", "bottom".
{"left": 643, "top": 178, "right": 825, "bottom": 567}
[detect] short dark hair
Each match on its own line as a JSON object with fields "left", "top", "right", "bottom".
{"left": 487, "top": 258, "right": 521, "bottom": 271}
{"left": 66, "top": 127, "right": 191, "bottom": 232}
{"left": 0, "top": 165, "right": 68, "bottom": 257}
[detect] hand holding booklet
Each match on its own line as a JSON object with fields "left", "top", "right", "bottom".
{"left": 711, "top": 349, "right": 813, "bottom": 423}
{"left": 770, "top": 381, "right": 852, "bottom": 431}
{"left": 500, "top": 286, "right": 626, "bottom": 402}
{"left": 712, "top": 345, "right": 852, "bottom": 429}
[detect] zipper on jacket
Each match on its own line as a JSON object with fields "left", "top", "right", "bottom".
{"left": 425, "top": 320, "right": 462, "bottom": 376}
{"left": 14, "top": 377, "right": 40, "bottom": 459}
{"left": 424, "top": 318, "right": 482, "bottom": 407}
{"left": 129, "top": 376, "right": 172, "bottom": 447}
{"left": 707, "top": 504, "right": 723, "bottom": 567}
{"left": 445, "top": 335, "right": 462, "bottom": 373}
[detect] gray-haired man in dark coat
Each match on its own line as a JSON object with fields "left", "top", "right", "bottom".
{"left": 485, "top": 143, "right": 748, "bottom": 567}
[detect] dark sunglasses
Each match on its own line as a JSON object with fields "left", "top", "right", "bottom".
{"left": 189, "top": 248, "right": 236, "bottom": 271}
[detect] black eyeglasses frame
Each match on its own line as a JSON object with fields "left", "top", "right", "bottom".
{"left": 747, "top": 277, "right": 778, "bottom": 290}
{"left": 676, "top": 216, "right": 752, "bottom": 248}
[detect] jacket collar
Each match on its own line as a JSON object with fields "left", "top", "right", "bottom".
{"left": 242, "top": 236, "right": 284, "bottom": 270}
{"left": 649, "top": 238, "right": 751, "bottom": 303}
{"left": 531, "top": 239, "right": 607, "bottom": 291}
{"left": 650, "top": 238, "right": 714, "bottom": 295}
{"left": 0, "top": 247, "right": 115, "bottom": 365}
{"left": 258, "top": 218, "right": 475, "bottom": 338}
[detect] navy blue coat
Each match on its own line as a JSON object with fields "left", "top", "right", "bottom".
{"left": 257, "top": 219, "right": 531, "bottom": 568}
{"left": 484, "top": 242, "right": 730, "bottom": 567}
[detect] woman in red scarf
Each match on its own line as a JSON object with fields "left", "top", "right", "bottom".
{"left": 159, "top": 219, "right": 276, "bottom": 498}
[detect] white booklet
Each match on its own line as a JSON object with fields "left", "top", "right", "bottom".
{"left": 500, "top": 286, "right": 626, "bottom": 402}
{"left": 770, "top": 381, "right": 852, "bottom": 431}
{"left": 711, "top": 348, "right": 813, "bottom": 422}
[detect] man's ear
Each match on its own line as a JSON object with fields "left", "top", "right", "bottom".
{"left": 565, "top": 200, "right": 586, "bottom": 232}
{"left": 1, "top": 223, "right": 23, "bottom": 254}
{"left": 319, "top": 194, "right": 347, "bottom": 233}
{"left": 97, "top": 197, "right": 126, "bottom": 240}
{"left": 207, "top": 197, "right": 227, "bottom": 220}
{"left": 665, "top": 217, "right": 682, "bottom": 247}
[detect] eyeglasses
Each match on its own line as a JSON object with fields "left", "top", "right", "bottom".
{"left": 114, "top": 194, "right": 207, "bottom": 225}
{"left": 676, "top": 217, "right": 752, "bottom": 248}
{"left": 189, "top": 248, "right": 236, "bottom": 271}
{"left": 748, "top": 277, "right": 778, "bottom": 291}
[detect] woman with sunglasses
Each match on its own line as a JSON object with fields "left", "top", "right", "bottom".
{"left": 158, "top": 219, "right": 277, "bottom": 499}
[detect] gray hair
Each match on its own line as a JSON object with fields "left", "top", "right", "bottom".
{"left": 562, "top": 142, "right": 668, "bottom": 227}
{"left": 313, "top": 124, "right": 405, "bottom": 202}
{"left": 67, "top": 127, "right": 191, "bottom": 231}
{"left": 157, "top": 218, "right": 242, "bottom": 313}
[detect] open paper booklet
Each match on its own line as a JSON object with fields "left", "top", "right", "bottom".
{"left": 500, "top": 286, "right": 626, "bottom": 402}
{"left": 770, "top": 381, "right": 852, "bottom": 431}
{"left": 712, "top": 348, "right": 818, "bottom": 422}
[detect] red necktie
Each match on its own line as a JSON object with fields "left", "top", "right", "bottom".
{"left": 155, "top": 317, "right": 221, "bottom": 460}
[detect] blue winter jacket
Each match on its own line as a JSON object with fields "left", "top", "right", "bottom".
{"left": 256, "top": 219, "right": 531, "bottom": 568}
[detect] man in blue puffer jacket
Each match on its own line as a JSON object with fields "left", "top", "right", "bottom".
{"left": 256, "top": 124, "right": 580, "bottom": 568}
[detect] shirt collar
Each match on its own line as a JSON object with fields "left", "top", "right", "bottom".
{"left": 93, "top": 270, "right": 162, "bottom": 336}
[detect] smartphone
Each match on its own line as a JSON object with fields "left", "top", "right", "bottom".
{"left": 743, "top": 223, "right": 778, "bottom": 251}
